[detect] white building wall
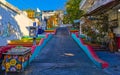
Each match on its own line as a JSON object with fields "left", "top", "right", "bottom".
{"left": 0, "top": 3, "right": 33, "bottom": 46}
{"left": 0, "top": 5, "right": 21, "bottom": 46}
{"left": 14, "top": 12, "right": 33, "bottom": 36}
{"left": 42, "top": 12, "right": 56, "bottom": 20}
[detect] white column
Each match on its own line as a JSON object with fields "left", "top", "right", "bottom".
{"left": 113, "top": 9, "right": 120, "bottom": 35}
{"left": 118, "top": 9, "right": 120, "bottom": 27}
{"left": 79, "top": 22, "right": 82, "bottom": 35}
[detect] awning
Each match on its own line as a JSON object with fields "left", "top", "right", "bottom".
{"left": 85, "top": 0, "right": 119, "bottom": 16}
{"left": 74, "top": 19, "right": 80, "bottom": 23}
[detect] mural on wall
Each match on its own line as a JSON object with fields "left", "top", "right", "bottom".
{"left": 0, "top": 22, "right": 18, "bottom": 38}
{"left": 0, "top": 5, "right": 21, "bottom": 37}
{"left": 0, "top": 5, "right": 22, "bottom": 46}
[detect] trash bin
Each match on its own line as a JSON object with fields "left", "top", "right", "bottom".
{"left": 2, "top": 47, "right": 31, "bottom": 72}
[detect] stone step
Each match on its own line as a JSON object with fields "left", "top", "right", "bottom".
{"left": 92, "top": 46, "right": 108, "bottom": 51}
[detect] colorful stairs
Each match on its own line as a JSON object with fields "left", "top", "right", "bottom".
{"left": 71, "top": 33, "right": 109, "bottom": 69}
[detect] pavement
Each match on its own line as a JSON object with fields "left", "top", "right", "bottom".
{"left": 0, "top": 27, "right": 113, "bottom": 75}
{"left": 96, "top": 51, "right": 120, "bottom": 75}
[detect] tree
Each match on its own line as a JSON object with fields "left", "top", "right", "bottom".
{"left": 63, "top": 14, "right": 70, "bottom": 24}
{"left": 64, "top": 0, "right": 84, "bottom": 24}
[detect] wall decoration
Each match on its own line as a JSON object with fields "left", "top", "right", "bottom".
{"left": 2, "top": 47, "right": 31, "bottom": 72}
{"left": 10, "top": 59, "right": 17, "bottom": 66}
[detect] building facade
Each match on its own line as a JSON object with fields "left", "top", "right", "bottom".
{"left": 25, "top": 9, "right": 35, "bottom": 20}
{"left": 42, "top": 10, "right": 63, "bottom": 29}
{"left": 0, "top": 0, "right": 33, "bottom": 46}
{"left": 80, "top": 0, "right": 120, "bottom": 51}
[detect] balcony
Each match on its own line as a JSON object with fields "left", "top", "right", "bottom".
{"left": 87, "top": 0, "right": 114, "bottom": 13}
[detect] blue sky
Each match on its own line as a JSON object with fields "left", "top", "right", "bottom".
{"left": 6, "top": 0, "right": 67, "bottom": 10}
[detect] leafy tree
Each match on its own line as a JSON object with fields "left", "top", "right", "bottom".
{"left": 63, "top": 14, "right": 70, "bottom": 24}
{"left": 64, "top": 0, "right": 84, "bottom": 24}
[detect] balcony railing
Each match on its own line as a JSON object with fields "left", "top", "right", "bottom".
{"left": 87, "top": 0, "right": 114, "bottom": 13}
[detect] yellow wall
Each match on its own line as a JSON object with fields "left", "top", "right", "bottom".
{"left": 47, "top": 14, "right": 58, "bottom": 28}
{"left": 25, "top": 10, "right": 35, "bottom": 19}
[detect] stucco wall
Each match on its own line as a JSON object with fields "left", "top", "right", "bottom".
{"left": 0, "top": 5, "right": 33, "bottom": 46}
{"left": 14, "top": 12, "right": 33, "bottom": 36}
{"left": 0, "top": 5, "right": 22, "bottom": 46}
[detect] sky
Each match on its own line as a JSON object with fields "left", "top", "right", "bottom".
{"left": 6, "top": 0, "right": 68, "bottom": 11}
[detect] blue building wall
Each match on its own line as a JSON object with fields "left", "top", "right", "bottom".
{"left": 0, "top": 5, "right": 22, "bottom": 46}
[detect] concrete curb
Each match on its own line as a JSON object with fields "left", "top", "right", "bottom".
{"left": 71, "top": 33, "right": 109, "bottom": 69}
{"left": 29, "top": 34, "right": 53, "bottom": 63}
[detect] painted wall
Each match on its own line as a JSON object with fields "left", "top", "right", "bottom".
{"left": 0, "top": 4, "right": 33, "bottom": 46}
{"left": 14, "top": 12, "right": 33, "bottom": 36}
{"left": 0, "top": 5, "right": 22, "bottom": 46}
